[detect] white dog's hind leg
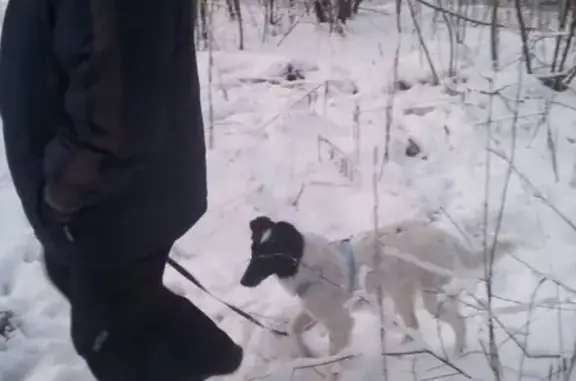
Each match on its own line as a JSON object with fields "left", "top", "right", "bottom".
{"left": 422, "top": 291, "right": 466, "bottom": 355}
{"left": 393, "top": 286, "right": 419, "bottom": 344}
{"left": 289, "top": 309, "right": 316, "bottom": 358}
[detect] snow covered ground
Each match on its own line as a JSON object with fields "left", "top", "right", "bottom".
{"left": 2, "top": 1, "right": 576, "bottom": 380}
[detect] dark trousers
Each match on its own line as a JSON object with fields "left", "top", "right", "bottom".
{"left": 44, "top": 246, "right": 243, "bottom": 381}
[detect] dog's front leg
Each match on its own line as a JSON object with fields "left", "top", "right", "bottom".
{"left": 289, "top": 309, "right": 316, "bottom": 358}
{"left": 319, "top": 311, "right": 353, "bottom": 381}
{"left": 324, "top": 312, "right": 354, "bottom": 356}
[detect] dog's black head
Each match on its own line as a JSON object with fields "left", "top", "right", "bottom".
{"left": 240, "top": 216, "right": 305, "bottom": 288}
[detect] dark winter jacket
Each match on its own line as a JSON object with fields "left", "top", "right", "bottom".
{"left": 0, "top": 0, "right": 207, "bottom": 267}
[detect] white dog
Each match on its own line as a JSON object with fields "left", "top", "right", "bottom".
{"left": 240, "top": 216, "right": 516, "bottom": 357}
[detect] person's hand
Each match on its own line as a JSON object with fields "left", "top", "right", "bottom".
{"left": 43, "top": 184, "right": 80, "bottom": 224}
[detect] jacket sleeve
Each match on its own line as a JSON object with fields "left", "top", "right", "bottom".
{"left": 44, "top": 0, "right": 177, "bottom": 213}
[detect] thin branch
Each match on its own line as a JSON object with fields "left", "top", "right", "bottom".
{"left": 565, "top": 340, "right": 576, "bottom": 381}
{"left": 413, "top": 0, "right": 539, "bottom": 31}
{"left": 382, "top": 349, "right": 472, "bottom": 379}
{"left": 407, "top": 0, "right": 440, "bottom": 84}
{"left": 514, "top": 0, "right": 533, "bottom": 73}
{"left": 508, "top": 252, "right": 576, "bottom": 297}
{"left": 489, "top": 148, "right": 576, "bottom": 233}
{"left": 372, "top": 146, "right": 389, "bottom": 380}
{"left": 292, "top": 353, "right": 358, "bottom": 371}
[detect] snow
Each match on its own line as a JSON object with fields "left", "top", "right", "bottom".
{"left": 2, "top": 1, "right": 576, "bottom": 380}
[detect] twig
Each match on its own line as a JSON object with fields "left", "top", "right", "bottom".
{"left": 490, "top": 55, "right": 524, "bottom": 380}
{"left": 291, "top": 353, "right": 358, "bottom": 371}
{"left": 471, "top": 111, "right": 546, "bottom": 126}
{"left": 421, "top": 372, "right": 462, "bottom": 381}
{"left": 207, "top": 0, "right": 215, "bottom": 149}
{"left": 565, "top": 341, "right": 576, "bottom": 381}
{"left": 543, "top": 95, "right": 559, "bottom": 182}
{"left": 276, "top": 5, "right": 311, "bottom": 47}
{"left": 372, "top": 146, "right": 389, "bottom": 380}
{"left": 244, "top": 353, "right": 359, "bottom": 381}
{"left": 407, "top": 0, "right": 440, "bottom": 84}
{"left": 438, "top": 206, "right": 475, "bottom": 250}
{"left": 380, "top": 0, "right": 403, "bottom": 170}
{"left": 382, "top": 349, "right": 472, "bottom": 379}
{"left": 256, "top": 83, "right": 325, "bottom": 131}
{"left": 411, "top": 356, "right": 419, "bottom": 381}
{"left": 436, "top": 0, "right": 457, "bottom": 78}
{"left": 488, "top": 148, "right": 576, "bottom": 233}
{"left": 555, "top": 280, "right": 565, "bottom": 365}
{"left": 507, "top": 252, "right": 576, "bottom": 296}
{"left": 413, "top": 0, "right": 538, "bottom": 30}
{"left": 514, "top": 0, "right": 533, "bottom": 74}
{"left": 484, "top": 2, "right": 501, "bottom": 374}
{"left": 471, "top": 279, "right": 565, "bottom": 377}
{"left": 290, "top": 184, "right": 306, "bottom": 207}
{"left": 551, "top": 0, "right": 571, "bottom": 73}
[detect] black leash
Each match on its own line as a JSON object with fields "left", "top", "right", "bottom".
{"left": 166, "top": 257, "right": 288, "bottom": 337}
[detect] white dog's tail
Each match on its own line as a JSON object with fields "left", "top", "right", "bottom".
{"left": 458, "top": 234, "right": 517, "bottom": 270}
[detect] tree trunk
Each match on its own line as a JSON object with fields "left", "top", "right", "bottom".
{"left": 198, "top": 0, "right": 209, "bottom": 48}
{"left": 314, "top": 0, "right": 333, "bottom": 23}
{"left": 337, "top": 0, "right": 352, "bottom": 22}
{"left": 226, "top": 0, "right": 236, "bottom": 19}
{"left": 233, "top": 0, "right": 244, "bottom": 49}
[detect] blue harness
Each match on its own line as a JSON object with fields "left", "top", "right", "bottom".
{"left": 338, "top": 238, "right": 357, "bottom": 293}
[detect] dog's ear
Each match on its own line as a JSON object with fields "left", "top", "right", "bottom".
{"left": 273, "top": 221, "right": 301, "bottom": 240}
{"left": 250, "top": 216, "right": 274, "bottom": 235}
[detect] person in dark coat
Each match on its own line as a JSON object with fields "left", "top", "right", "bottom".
{"left": 0, "top": 0, "right": 243, "bottom": 379}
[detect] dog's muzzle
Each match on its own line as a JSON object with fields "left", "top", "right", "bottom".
{"left": 240, "top": 261, "right": 264, "bottom": 287}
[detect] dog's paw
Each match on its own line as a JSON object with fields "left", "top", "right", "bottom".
{"left": 327, "top": 362, "right": 343, "bottom": 381}
{"left": 453, "top": 342, "right": 466, "bottom": 357}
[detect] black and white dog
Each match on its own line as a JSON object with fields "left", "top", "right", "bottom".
{"left": 240, "top": 216, "right": 516, "bottom": 357}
